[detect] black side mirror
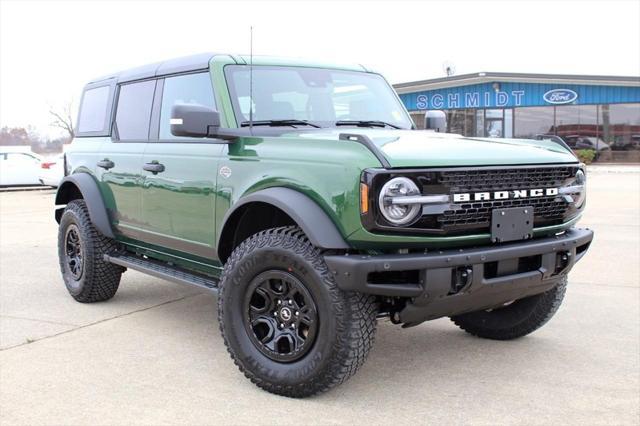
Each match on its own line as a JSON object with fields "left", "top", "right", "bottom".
{"left": 170, "top": 104, "right": 221, "bottom": 138}
{"left": 424, "top": 110, "right": 447, "bottom": 133}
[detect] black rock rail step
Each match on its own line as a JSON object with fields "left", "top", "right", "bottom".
{"left": 104, "top": 252, "right": 219, "bottom": 293}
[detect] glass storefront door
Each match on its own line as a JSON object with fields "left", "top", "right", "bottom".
{"left": 444, "top": 108, "right": 514, "bottom": 138}
{"left": 483, "top": 109, "right": 513, "bottom": 138}
{"left": 485, "top": 109, "right": 503, "bottom": 137}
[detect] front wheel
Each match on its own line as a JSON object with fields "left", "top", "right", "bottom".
{"left": 218, "top": 227, "right": 378, "bottom": 398}
{"left": 451, "top": 277, "right": 568, "bottom": 340}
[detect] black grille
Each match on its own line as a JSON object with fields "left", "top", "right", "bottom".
{"left": 437, "top": 166, "right": 575, "bottom": 192}
{"left": 438, "top": 196, "right": 568, "bottom": 231}
{"left": 428, "top": 166, "right": 578, "bottom": 234}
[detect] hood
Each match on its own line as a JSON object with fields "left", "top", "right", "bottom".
{"left": 293, "top": 129, "right": 578, "bottom": 168}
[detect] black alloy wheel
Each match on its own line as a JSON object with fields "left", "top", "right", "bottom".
{"left": 244, "top": 270, "right": 318, "bottom": 363}
{"left": 64, "top": 224, "right": 84, "bottom": 280}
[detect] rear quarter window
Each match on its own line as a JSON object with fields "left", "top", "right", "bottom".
{"left": 77, "top": 85, "right": 113, "bottom": 136}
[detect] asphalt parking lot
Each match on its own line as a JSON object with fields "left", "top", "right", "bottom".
{"left": 0, "top": 169, "right": 638, "bottom": 425}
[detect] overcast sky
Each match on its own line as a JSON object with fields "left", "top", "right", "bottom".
{"left": 1, "top": 0, "right": 639, "bottom": 137}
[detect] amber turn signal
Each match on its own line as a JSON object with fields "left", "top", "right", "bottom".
{"left": 360, "top": 183, "right": 369, "bottom": 214}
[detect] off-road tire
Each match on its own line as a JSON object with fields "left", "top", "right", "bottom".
{"left": 451, "top": 277, "right": 567, "bottom": 340}
{"left": 218, "top": 226, "right": 377, "bottom": 398}
{"left": 57, "top": 199, "right": 123, "bottom": 302}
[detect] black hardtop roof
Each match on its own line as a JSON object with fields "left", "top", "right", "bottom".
{"left": 87, "top": 52, "right": 223, "bottom": 85}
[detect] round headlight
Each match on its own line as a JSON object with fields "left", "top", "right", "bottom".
{"left": 575, "top": 169, "right": 586, "bottom": 185}
{"left": 378, "top": 177, "right": 421, "bottom": 225}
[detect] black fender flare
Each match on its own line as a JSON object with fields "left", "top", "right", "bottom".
{"left": 55, "top": 173, "right": 115, "bottom": 239}
{"left": 218, "top": 187, "right": 350, "bottom": 251}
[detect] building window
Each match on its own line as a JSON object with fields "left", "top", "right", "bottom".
{"left": 514, "top": 103, "right": 640, "bottom": 162}
{"left": 553, "top": 105, "right": 599, "bottom": 139}
{"left": 603, "top": 104, "right": 640, "bottom": 148}
{"left": 410, "top": 111, "right": 425, "bottom": 129}
{"left": 445, "top": 109, "right": 475, "bottom": 135}
{"left": 504, "top": 109, "right": 513, "bottom": 138}
{"left": 475, "top": 110, "right": 484, "bottom": 137}
{"left": 445, "top": 108, "right": 514, "bottom": 138}
{"left": 514, "top": 107, "right": 555, "bottom": 138}
{"left": 601, "top": 103, "right": 640, "bottom": 162}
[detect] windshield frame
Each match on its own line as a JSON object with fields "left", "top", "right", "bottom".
{"left": 223, "top": 64, "right": 414, "bottom": 130}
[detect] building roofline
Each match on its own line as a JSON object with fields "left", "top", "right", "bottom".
{"left": 393, "top": 71, "right": 640, "bottom": 94}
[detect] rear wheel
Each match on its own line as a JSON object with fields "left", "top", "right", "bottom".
{"left": 57, "top": 199, "right": 123, "bottom": 302}
{"left": 451, "top": 277, "right": 567, "bottom": 340}
{"left": 218, "top": 226, "right": 377, "bottom": 398}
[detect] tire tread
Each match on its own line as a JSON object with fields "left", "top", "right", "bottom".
{"left": 218, "top": 226, "right": 377, "bottom": 398}
{"left": 58, "top": 199, "right": 123, "bottom": 303}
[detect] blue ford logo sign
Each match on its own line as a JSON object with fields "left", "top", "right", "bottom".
{"left": 543, "top": 89, "right": 578, "bottom": 104}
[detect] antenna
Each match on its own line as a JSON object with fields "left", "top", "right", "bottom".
{"left": 442, "top": 60, "right": 456, "bottom": 77}
{"left": 249, "top": 26, "right": 253, "bottom": 134}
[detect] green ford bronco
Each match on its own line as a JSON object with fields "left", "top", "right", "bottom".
{"left": 56, "top": 53, "right": 593, "bottom": 397}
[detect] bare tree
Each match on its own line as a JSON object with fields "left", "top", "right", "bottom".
{"left": 49, "top": 101, "right": 75, "bottom": 141}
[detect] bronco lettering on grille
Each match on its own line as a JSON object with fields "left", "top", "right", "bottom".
{"left": 453, "top": 188, "right": 559, "bottom": 203}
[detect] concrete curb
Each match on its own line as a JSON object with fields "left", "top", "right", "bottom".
{"left": 586, "top": 165, "right": 640, "bottom": 173}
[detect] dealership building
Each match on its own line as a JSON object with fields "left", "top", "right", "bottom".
{"left": 394, "top": 72, "right": 640, "bottom": 162}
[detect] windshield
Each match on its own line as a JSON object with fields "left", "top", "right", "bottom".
{"left": 224, "top": 65, "right": 413, "bottom": 129}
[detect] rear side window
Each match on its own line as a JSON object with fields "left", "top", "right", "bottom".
{"left": 159, "top": 73, "right": 215, "bottom": 140}
{"left": 115, "top": 80, "right": 156, "bottom": 140}
{"left": 77, "top": 85, "right": 112, "bottom": 134}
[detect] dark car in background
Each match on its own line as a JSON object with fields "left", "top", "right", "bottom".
{"left": 564, "top": 135, "right": 611, "bottom": 152}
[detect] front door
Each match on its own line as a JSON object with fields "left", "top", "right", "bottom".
{"left": 96, "top": 79, "right": 156, "bottom": 239}
{"left": 139, "top": 72, "right": 224, "bottom": 260}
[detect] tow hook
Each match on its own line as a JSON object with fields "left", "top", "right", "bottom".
{"left": 450, "top": 266, "right": 473, "bottom": 294}
{"left": 555, "top": 251, "right": 571, "bottom": 274}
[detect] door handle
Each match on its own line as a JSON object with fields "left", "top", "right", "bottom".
{"left": 143, "top": 161, "right": 165, "bottom": 174}
{"left": 97, "top": 159, "right": 115, "bottom": 170}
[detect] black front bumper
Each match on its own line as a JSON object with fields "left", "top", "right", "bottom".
{"left": 324, "top": 228, "right": 593, "bottom": 325}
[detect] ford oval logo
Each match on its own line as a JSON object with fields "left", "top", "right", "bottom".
{"left": 543, "top": 89, "right": 578, "bottom": 104}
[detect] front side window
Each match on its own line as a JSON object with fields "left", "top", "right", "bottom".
{"left": 77, "top": 85, "right": 111, "bottom": 134}
{"left": 159, "top": 73, "right": 216, "bottom": 139}
{"left": 224, "top": 65, "right": 413, "bottom": 129}
{"left": 115, "top": 80, "right": 156, "bottom": 140}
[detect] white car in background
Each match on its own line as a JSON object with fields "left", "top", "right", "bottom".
{"left": 0, "top": 151, "right": 43, "bottom": 186}
{"left": 38, "top": 154, "right": 65, "bottom": 187}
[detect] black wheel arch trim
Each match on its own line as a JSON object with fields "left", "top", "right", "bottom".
{"left": 55, "top": 174, "right": 115, "bottom": 239}
{"left": 218, "top": 187, "right": 350, "bottom": 255}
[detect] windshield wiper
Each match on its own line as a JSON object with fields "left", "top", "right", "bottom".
{"left": 335, "top": 120, "right": 401, "bottom": 129}
{"left": 240, "top": 119, "right": 321, "bottom": 128}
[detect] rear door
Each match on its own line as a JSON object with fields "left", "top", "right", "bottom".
{"left": 140, "top": 72, "right": 224, "bottom": 260}
{"left": 96, "top": 79, "right": 156, "bottom": 239}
